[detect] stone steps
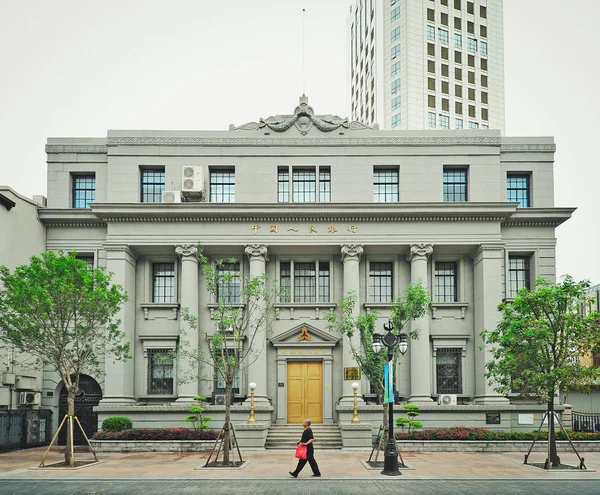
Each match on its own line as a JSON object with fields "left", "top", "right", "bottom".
{"left": 265, "top": 424, "right": 342, "bottom": 450}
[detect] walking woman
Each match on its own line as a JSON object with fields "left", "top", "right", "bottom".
{"left": 289, "top": 419, "right": 321, "bottom": 477}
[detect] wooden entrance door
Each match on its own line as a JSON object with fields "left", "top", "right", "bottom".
{"left": 287, "top": 361, "right": 323, "bottom": 423}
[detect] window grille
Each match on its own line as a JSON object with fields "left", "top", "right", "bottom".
{"left": 148, "top": 349, "right": 174, "bottom": 395}
{"left": 436, "top": 347, "right": 462, "bottom": 394}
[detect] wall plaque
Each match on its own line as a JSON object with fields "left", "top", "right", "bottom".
{"left": 344, "top": 367, "right": 360, "bottom": 380}
{"left": 486, "top": 413, "right": 501, "bottom": 425}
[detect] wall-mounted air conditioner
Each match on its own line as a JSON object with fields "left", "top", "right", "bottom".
{"left": 181, "top": 166, "right": 204, "bottom": 197}
{"left": 19, "top": 392, "right": 41, "bottom": 406}
{"left": 162, "top": 190, "right": 183, "bottom": 203}
{"left": 438, "top": 394, "right": 458, "bottom": 406}
{"left": 213, "top": 392, "right": 226, "bottom": 406}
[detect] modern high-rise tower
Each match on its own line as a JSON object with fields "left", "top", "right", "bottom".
{"left": 348, "top": 0, "right": 505, "bottom": 131}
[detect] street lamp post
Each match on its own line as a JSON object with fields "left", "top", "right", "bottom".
{"left": 351, "top": 381, "right": 360, "bottom": 424}
{"left": 248, "top": 382, "right": 257, "bottom": 424}
{"left": 372, "top": 319, "right": 408, "bottom": 476}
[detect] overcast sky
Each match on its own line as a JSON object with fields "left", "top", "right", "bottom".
{"left": 1, "top": 0, "right": 598, "bottom": 284}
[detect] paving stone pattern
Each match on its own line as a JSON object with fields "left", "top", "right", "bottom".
{"left": 1, "top": 479, "right": 600, "bottom": 495}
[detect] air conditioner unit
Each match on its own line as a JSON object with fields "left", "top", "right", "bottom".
{"left": 438, "top": 394, "right": 458, "bottom": 406}
{"left": 213, "top": 392, "right": 226, "bottom": 406}
{"left": 181, "top": 166, "right": 204, "bottom": 197}
{"left": 19, "top": 392, "right": 41, "bottom": 406}
{"left": 162, "top": 190, "right": 183, "bottom": 203}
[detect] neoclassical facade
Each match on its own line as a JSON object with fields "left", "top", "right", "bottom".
{"left": 25, "top": 97, "right": 575, "bottom": 434}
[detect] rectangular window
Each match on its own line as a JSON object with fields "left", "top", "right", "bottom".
{"left": 391, "top": 6, "right": 400, "bottom": 22}
{"left": 441, "top": 46, "right": 449, "bottom": 60}
{"left": 391, "top": 113, "right": 401, "bottom": 128}
{"left": 507, "top": 174, "right": 531, "bottom": 208}
{"left": 480, "top": 5, "right": 487, "bottom": 18}
{"left": 454, "top": 32, "right": 462, "bottom": 49}
{"left": 391, "top": 26, "right": 401, "bottom": 42}
{"left": 147, "top": 349, "right": 174, "bottom": 395}
{"left": 454, "top": 17, "right": 461, "bottom": 30}
{"left": 481, "top": 107, "right": 488, "bottom": 121}
{"left": 480, "top": 25, "right": 487, "bottom": 38}
{"left": 209, "top": 168, "right": 235, "bottom": 203}
{"left": 428, "top": 94, "right": 436, "bottom": 108}
{"left": 428, "top": 77, "right": 436, "bottom": 91}
{"left": 467, "top": 1, "right": 474, "bottom": 14}
{"left": 441, "top": 12, "right": 448, "bottom": 25}
{"left": 442, "top": 80, "right": 449, "bottom": 94}
{"left": 214, "top": 349, "right": 240, "bottom": 393}
{"left": 468, "top": 87, "right": 475, "bottom": 101}
{"left": 455, "top": 118, "right": 463, "bottom": 129}
{"left": 373, "top": 168, "right": 399, "bottom": 202}
{"left": 428, "top": 111, "right": 436, "bottom": 128}
{"left": 428, "top": 43, "right": 435, "bottom": 56}
{"left": 216, "top": 261, "right": 241, "bottom": 303}
{"left": 436, "top": 348, "right": 462, "bottom": 394}
{"left": 141, "top": 168, "right": 165, "bottom": 203}
{"left": 391, "top": 44, "right": 400, "bottom": 59}
{"left": 280, "top": 260, "right": 330, "bottom": 303}
{"left": 427, "top": 8, "right": 435, "bottom": 21}
{"left": 441, "top": 64, "right": 449, "bottom": 77}
{"left": 443, "top": 168, "right": 468, "bottom": 202}
{"left": 391, "top": 79, "right": 401, "bottom": 94}
{"left": 435, "top": 262, "right": 457, "bottom": 302}
{"left": 392, "top": 96, "right": 401, "bottom": 111}
{"left": 427, "top": 25, "right": 435, "bottom": 41}
{"left": 369, "top": 262, "right": 393, "bottom": 303}
{"left": 319, "top": 167, "right": 331, "bottom": 202}
{"left": 468, "top": 54, "right": 475, "bottom": 67}
{"left": 438, "top": 28, "right": 449, "bottom": 44}
{"left": 278, "top": 166, "right": 331, "bottom": 203}
{"left": 442, "top": 98, "right": 449, "bottom": 111}
{"left": 428, "top": 60, "right": 436, "bottom": 73}
{"left": 481, "top": 74, "right": 488, "bottom": 87}
{"left": 481, "top": 41, "right": 488, "bottom": 55}
{"left": 454, "top": 50, "right": 462, "bottom": 64}
{"left": 468, "top": 71, "right": 475, "bottom": 84}
{"left": 481, "top": 123, "right": 489, "bottom": 129}
{"left": 454, "top": 0, "right": 461, "bottom": 9}
{"left": 76, "top": 255, "right": 94, "bottom": 270}
{"left": 467, "top": 20, "right": 474, "bottom": 34}
{"left": 439, "top": 114, "right": 450, "bottom": 129}
{"left": 481, "top": 58, "right": 488, "bottom": 71}
{"left": 468, "top": 121, "right": 479, "bottom": 129}
{"left": 293, "top": 168, "right": 316, "bottom": 202}
{"left": 152, "top": 262, "right": 175, "bottom": 303}
{"left": 468, "top": 37, "right": 477, "bottom": 52}
{"left": 72, "top": 174, "right": 96, "bottom": 209}
{"left": 455, "top": 85, "right": 463, "bottom": 99}
{"left": 508, "top": 256, "right": 531, "bottom": 297}
{"left": 391, "top": 61, "right": 400, "bottom": 76}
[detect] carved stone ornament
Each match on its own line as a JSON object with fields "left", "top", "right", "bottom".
{"left": 175, "top": 244, "right": 198, "bottom": 259}
{"left": 245, "top": 244, "right": 269, "bottom": 262}
{"left": 406, "top": 244, "right": 433, "bottom": 262}
{"left": 229, "top": 95, "right": 379, "bottom": 136}
{"left": 341, "top": 244, "right": 364, "bottom": 262}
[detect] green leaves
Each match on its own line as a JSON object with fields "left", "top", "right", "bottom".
{"left": 481, "top": 275, "right": 600, "bottom": 403}
{"left": 0, "top": 250, "right": 129, "bottom": 393}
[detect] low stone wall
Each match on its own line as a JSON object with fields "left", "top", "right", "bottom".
{"left": 90, "top": 440, "right": 215, "bottom": 452}
{"left": 396, "top": 440, "right": 600, "bottom": 452}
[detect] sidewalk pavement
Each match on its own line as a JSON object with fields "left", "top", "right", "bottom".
{"left": 0, "top": 447, "right": 599, "bottom": 480}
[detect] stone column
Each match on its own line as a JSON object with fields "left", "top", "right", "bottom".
{"left": 176, "top": 244, "right": 199, "bottom": 401}
{"left": 340, "top": 244, "right": 364, "bottom": 403}
{"left": 100, "top": 244, "right": 137, "bottom": 405}
{"left": 245, "top": 244, "right": 269, "bottom": 403}
{"left": 407, "top": 244, "right": 434, "bottom": 404}
{"left": 471, "top": 244, "right": 509, "bottom": 404}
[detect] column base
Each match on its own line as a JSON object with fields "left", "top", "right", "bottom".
{"left": 175, "top": 396, "right": 198, "bottom": 403}
{"left": 472, "top": 394, "right": 510, "bottom": 405}
{"left": 98, "top": 396, "right": 136, "bottom": 406}
{"left": 408, "top": 395, "right": 434, "bottom": 405}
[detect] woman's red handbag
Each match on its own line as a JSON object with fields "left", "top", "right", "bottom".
{"left": 295, "top": 444, "right": 307, "bottom": 460}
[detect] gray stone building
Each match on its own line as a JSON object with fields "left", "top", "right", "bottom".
{"left": 2, "top": 97, "right": 576, "bottom": 441}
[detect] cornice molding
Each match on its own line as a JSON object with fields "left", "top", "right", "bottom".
{"left": 105, "top": 136, "right": 504, "bottom": 147}
{"left": 46, "top": 144, "right": 107, "bottom": 154}
{"left": 499, "top": 143, "right": 556, "bottom": 153}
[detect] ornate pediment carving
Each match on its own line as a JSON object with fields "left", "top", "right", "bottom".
{"left": 229, "top": 95, "right": 378, "bottom": 136}
{"left": 270, "top": 323, "right": 339, "bottom": 348}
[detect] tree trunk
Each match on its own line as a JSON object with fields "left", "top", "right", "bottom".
{"left": 223, "top": 381, "right": 233, "bottom": 465}
{"left": 548, "top": 398, "right": 560, "bottom": 468}
{"left": 65, "top": 390, "right": 75, "bottom": 466}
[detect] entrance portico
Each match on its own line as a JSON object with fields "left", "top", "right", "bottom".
{"left": 271, "top": 324, "right": 339, "bottom": 424}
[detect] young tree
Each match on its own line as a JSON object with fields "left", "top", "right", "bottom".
{"left": 179, "top": 246, "right": 282, "bottom": 465}
{"left": 481, "top": 275, "right": 600, "bottom": 467}
{"left": 0, "top": 251, "right": 129, "bottom": 466}
{"left": 325, "top": 282, "right": 430, "bottom": 443}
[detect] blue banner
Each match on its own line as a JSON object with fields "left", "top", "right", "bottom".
{"left": 387, "top": 360, "right": 394, "bottom": 403}
{"left": 383, "top": 363, "right": 389, "bottom": 403}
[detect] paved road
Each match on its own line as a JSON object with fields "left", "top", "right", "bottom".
{"left": 1, "top": 479, "right": 599, "bottom": 495}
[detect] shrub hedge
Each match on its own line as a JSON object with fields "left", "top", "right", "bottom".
{"left": 395, "top": 426, "right": 600, "bottom": 441}
{"left": 92, "top": 428, "right": 219, "bottom": 441}
{"left": 101, "top": 416, "right": 133, "bottom": 432}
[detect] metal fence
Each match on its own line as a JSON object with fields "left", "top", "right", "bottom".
{"left": 0, "top": 410, "right": 53, "bottom": 452}
{"left": 572, "top": 411, "right": 600, "bottom": 432}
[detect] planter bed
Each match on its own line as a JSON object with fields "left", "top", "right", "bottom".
{"left": 395, "top": 440, "right": 600, "bottom": 452}
{"left": 90, "top": 440, "right": 215, "bottom": 452}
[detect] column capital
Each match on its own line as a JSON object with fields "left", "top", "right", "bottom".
{"left": 406, "top": 244, "right": 433, "bottom": 263}
{"left": 245, "top": 244, "right": 269, "bottom": 263}
{"left": 341, "top": 244, "right": 364, "bottom": 263}
{"left": 175, "top": 244, "right": 198, "bottom": 259}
